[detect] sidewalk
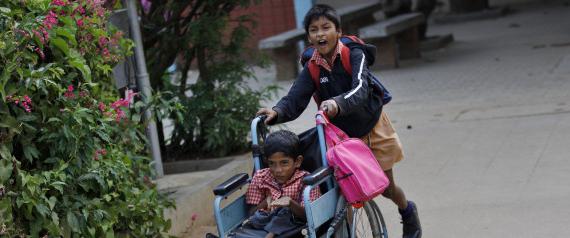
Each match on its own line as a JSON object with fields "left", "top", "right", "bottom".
{"left": 169, "top": 1, "right": 570, "bottom": 236}
{"left": 259, "top": 1, "right": 570, "bottom": 237}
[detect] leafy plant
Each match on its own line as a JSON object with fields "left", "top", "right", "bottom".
{"left": 0, "top": 0, "right": 172, "bottom": 236}
{"left": 140, "top": 0, "right": 277, "bottom": 159}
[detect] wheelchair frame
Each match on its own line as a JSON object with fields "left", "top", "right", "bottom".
{"left": 212, "top": 115, "right": 388, "bottom": 238}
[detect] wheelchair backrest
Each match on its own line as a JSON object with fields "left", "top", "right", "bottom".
{"left": 253, "top": 127, "right": 323, "bottom": 175}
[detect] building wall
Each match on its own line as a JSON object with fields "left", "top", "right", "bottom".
{"left": 233, "top": 0, "right": 297, "bottom": 49}
{"left": 318, "top": 0, "right": 544, "bottom": 13}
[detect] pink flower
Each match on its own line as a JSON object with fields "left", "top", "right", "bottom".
{"left": 191, "top": 213, "right": 198, "bottom": 221}
{"left": 76, "top": 18, "right": 84, "bottom": 27}
{"left": 74, "top": 6, "right": 86, "bottom": 15}
{"left": 51, "top": 0, "right": 67, "bottom": 6}
{"left": 33, "top": 30, "right": 45, "bottom": 44}
{"left": 43, "top": 11, "right": 59, "bottom": 29}
{"left": 34, "top": 47, "right": 45, "bottom": 60}
{"left": 64, "top": 92, "right": 74, "bottom": 99}
{"left": 96, "top": 7, "right": 105, "bottom": 17}
{"left": 115, "top": 108, "right": 126, "bottom": 122}
{"left": 102, "top": 48, "right": 110, "bottom": 58}
{"left": 8, "top": 95, "right": 33, "bottom": 112}
{"left": 110, "top": 99, "right": 128, "bottom": 109}
{"left": 64, "top": 85, "right": 75, "bottom": 99}
{"left": 98, "top": 102, "right": 106, "bottom": 112}
{"left": 93, "top": 148, "right": 107, "bottom": 160}
{"left": 98, "top": 36, "right": 108, "bottom": 47}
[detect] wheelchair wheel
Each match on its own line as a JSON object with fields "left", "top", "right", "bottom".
{"left": 368, "top": 200, "right": 388, "bottom": 238}
{"left": 350, "top": 201, "right": 382, "bottom": 238}
{"left": 332, "top": 196, "right": 350, "bottom": 238}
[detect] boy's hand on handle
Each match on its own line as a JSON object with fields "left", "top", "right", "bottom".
{"left": 256, "top": 108, "right": 277, "bottom": 125}
{"left": 320, "top": 100, "right": 339, "bottom": 118}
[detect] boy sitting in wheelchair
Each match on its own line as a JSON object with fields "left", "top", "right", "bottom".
{"left": 231, "top": 130, "right": 321, "bottom": 238}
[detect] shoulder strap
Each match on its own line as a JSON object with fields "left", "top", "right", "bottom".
{"left": 340, "top": 43, "right": 352, "bottom": 76}
{"left": 339, "top": 35, "right": 366, "bottom": 76}
{"left": 307, "top": 61, "right": 321, "bottom": 105}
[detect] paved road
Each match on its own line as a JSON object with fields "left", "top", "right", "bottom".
{"left": 256, "top": 1, "right": 570, "bottom": 237}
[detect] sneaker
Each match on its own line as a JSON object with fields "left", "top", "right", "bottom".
{"left": 401, "top": 201, "right": 422, "bottom": 238}
{"left": 205, "top": 233, "right": 219, "bottom": 238}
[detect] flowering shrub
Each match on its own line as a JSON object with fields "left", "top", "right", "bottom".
{"left": 0, "top": 0, "right": 172, "bottom": 236}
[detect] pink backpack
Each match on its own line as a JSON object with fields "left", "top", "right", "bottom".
{"left": 316, "top": 111, "right": 390, "bottom": 204}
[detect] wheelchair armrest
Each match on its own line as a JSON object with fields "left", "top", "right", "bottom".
{"left": 213, "top": 173, "right": 249, "bottom": 196}
{"left": 303, "top": 166, "right": 332, "bottom": 185}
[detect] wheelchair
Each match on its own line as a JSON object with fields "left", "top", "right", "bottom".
{"left": 211, "top": 114, "right": 388, "bottom": 238}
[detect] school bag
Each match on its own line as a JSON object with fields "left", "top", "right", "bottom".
{"left": 316, "top": 111, "right": 390, "bottom": 205}
{"left": 300, "top": 35, "right": 392, "bottom": 106}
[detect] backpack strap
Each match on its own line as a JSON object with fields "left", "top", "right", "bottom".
{"left": 307, "top": 61, "right": 321, "bottom": 105}
{"left": 340, "top": 43, "right": 352, "bottom": 76}
{"left": 341, "top": 35, "right": 365, "bottom": 45}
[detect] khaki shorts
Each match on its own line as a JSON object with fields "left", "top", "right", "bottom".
{"left": 360, "top": 111, "right": 404, "bottom": 171}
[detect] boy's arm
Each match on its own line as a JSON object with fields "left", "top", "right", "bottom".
{"left": 271, "top": 66, "right": 315, "bottom": 124}
{"left": 245, "top": 173, "right": 267, "bottom": 214}
{"left": 249, "top": 197, "right": 269, "bottom": 214}
{"left": 332, "top": 47, "right": 372, "bottom": 116}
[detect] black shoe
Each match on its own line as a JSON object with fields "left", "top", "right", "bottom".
{"left": 205, "top": 233, "right": 219, "bottom": 238}
{"left": 401, "top": 201, "right": 422, "bottom": 238}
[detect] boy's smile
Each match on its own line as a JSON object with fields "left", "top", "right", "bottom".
{"left": 308, "top": 16, "right": 341, "bottom": 61}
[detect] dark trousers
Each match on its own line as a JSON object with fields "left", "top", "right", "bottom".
{"left": 229, "top": 208, "right": 304, "bottom": 238}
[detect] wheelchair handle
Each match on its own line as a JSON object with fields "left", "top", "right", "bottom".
{"left": 251, "top": 115, "right": 269, "bottom": 171}
{"left": 250, "top": 115, "right": 268, "bottom": 145}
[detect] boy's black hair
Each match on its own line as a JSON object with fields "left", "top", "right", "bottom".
{"left": 303, "top": 4, "right": 341, "bottom": 33}
{"left": 263, "top": 130, "right": 301, "bottom": 160}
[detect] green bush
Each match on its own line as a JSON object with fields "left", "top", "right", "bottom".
{"left": 0, "top": 0, "right": 172, "bottom": 236}
{"left": 140, "top": 1, "right": 277, "bottom": 159}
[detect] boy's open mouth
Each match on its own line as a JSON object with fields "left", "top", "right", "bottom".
{"left": 317, "top": 39, "right": 327, "bottom": 46}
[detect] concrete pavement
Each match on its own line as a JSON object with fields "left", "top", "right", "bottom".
{"left": 259, "top": 1, "right": 570, "bottom": 237}
{"left": 164, "top": 1, "right": 570, "bottom": 236}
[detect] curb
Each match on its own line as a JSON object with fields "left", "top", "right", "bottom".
{"left": 157, "top": 153, "right": 252, "bottom": 236}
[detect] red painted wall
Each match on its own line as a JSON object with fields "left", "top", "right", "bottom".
{"left": 232, "top": 0, "right": 297, "bottom": 49}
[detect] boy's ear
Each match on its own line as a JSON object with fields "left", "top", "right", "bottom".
{"left": 295, "top": 155, "right": 304, "bottom": 168}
